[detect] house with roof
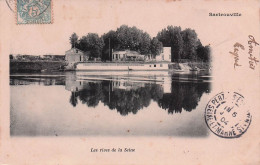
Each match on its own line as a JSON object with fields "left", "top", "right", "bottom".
{"left": 112, "top": 49, "right": 145, "bottom": 62}
{"left": 156, "top": 47, "right": 172, "bottom": 62}
{"left": 65, "top": 48, "right": 90, "bottom": 68}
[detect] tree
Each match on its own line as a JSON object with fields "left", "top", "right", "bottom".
{"left": 197, "top": 43, "right": 211, "bottom": 62}
{"left": 156, "top": 28, "right": 171, "bottom": 47}
{"left": 157, "top": 26, "right": 210, "bottom": 62}
{"left": 139, "top": 32, "right": 151, "bottom": 55}
{"left": 78, "top": 33, "right": 104, "bottom": 59}
{"left": 102, "top": 25, "right": 152, "bottom": 61}
{"left": 9, "top": 54, "right": 14, "bottom": 60}
{"left": 69, "top": 33, "right": 79, "bottom": 48}
{"left": 102, "top": 30, "right": 118, "bottom": 61}
{"left": 150, "top": 37, "right": 163, "bottom": 57}
{"left": 70, "top": 25, "right": 211, "bottom": 62}
{"left": 156, "top": 26, "right": 183, "bottom": 62}
{"left": 171, "top": 27, "right": 183, "bottom": 62}
{"left": 181, "top": 28, "right": 198, "bottom": 60}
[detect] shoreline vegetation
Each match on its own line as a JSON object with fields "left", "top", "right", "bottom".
{"left": 10, "top": 61, "right": 66, "bottom": 73}
{"left": 10, "top": 25, "right": 211, "bottom": 73}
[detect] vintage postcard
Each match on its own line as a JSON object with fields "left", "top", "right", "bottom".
{"left": 0, "top": 0, "right": 259, "bottom": 164}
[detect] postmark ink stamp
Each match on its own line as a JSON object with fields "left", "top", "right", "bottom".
{"left": 6, "top": 0, "right": 15, "bottom": 12}
{"left": 205, "top": 92, "right": 252, "bottom": 138}
{"left": 16, "top": 0, "right": 52, "bottom": 24}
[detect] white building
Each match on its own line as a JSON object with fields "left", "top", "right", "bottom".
{"left": 112, "top": 50, "right": 145, "bottom": 61}
{"left": 156, "top": 47, "right": 171, "bottom": 62}
{"left": 65, "top": 48, "right": 90, "bottom": 69}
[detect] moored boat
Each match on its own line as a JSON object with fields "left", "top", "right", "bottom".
{"left": 76, "top": 62, "right": 172, "bottom": 71}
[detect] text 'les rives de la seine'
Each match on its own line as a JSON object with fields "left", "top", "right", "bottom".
{"left": 229, "top": 35, "right": 259, "bottom": 69}
{"left": 91, "top": 148, "right": 135, "bottom": 153}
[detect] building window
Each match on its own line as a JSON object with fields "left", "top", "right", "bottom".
{"left": 76, "top": 50, "right": 78, "bottom": 53}
{"left": 116, "top": 54, "right": 118, "bottom": 59}
{"left": 149, "top": 65, "right": 151, "bottom": 67}
{"left": 80, "top": 56, "right": 82, "bottom": 61}
{"left": 160, "top": 64, "right": 163, "bottom": 67}
{"left": 154, "top": 64, "right": 156, "bottom": 67}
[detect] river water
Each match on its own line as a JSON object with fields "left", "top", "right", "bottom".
{"left": 10, "top": 71, "right": 212, "bottom": 137}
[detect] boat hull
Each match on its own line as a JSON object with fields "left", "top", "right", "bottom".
{"left": 76, "top": 62, "right": 171, "bottom": 71}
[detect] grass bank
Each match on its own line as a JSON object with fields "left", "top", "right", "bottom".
{"left": 10, "top": 61, "right": 66, "bottom": 73}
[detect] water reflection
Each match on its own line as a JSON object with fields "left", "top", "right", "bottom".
{"left": 10, "top": 71, "right": 212, "bottom": 136}
{"left": 158, "top": 81, "right": 210, "bottom": 114}
{"left": 64, "top": 72, "right": 211, "bottom": 115}
{"left": 10, "top": 71, "right": 211, "bottom": 115}
{"left": 10, "top": 74, "right": 65, "bottom": 86}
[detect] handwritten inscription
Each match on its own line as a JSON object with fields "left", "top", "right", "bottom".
{"left": 248, "top": 35, "right": 259, "bottom": 70}
{"left": 229, "top": 35, "right": 259, "bottom": 70}
{"left": 229, "top": 43, "right": 244, "bottom": 69}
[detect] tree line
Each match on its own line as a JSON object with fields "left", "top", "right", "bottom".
{"left": 69, "top": 25, "right": 211, "bottom": 62}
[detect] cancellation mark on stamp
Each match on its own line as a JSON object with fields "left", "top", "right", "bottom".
{"left": 16, "top": 0, "right": 52, "bottom": 24}
{"left": 6, "top": 0, "right": 15, "bottom": 12}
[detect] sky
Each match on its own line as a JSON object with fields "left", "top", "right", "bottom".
{"left": 1, "top": 0, "right": 259, "bottom": 55}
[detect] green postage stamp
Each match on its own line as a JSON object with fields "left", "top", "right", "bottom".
{"left": 16, "top": 0, "right": 52, "bottom": 24}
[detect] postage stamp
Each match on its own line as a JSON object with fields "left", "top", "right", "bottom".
{"left": 16, "top": 0, "right": 52, "bottom": 24}
{"left": 205, "top": 92, "right": 252, "bottom": 138}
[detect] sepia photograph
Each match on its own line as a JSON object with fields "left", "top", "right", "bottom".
{"left": 10, "top": 24, "right": 212, "bottom": 136}
{"left": 1, "top": 0, "right": 260, "bottom": 164}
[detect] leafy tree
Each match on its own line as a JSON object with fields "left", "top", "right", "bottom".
{"left": 156, "top": 26, "right": 211, "bottom": 62}
{"left": 69, "top": 32, "right": 79, "bottom": 48}
{"left": 115, "top": 25, "right": 152, "bottom": 53}
{"left": 181, "top": 28, "right": 198, "bottom": 60}
{"left": 197, "top": 43, "right": 211, "bottom": 62}
{"left": 78, "top": 33, "right": 104, "bottom": 59}
{"left": 150, "top": 37, "right": 163, "bottom": 57}
{"left": 156, "top": 28, "right": 171, "bottom": 47}
{"left": 157, "top": 26, "right": 183, "bottom": 62}
{"left": 70, "top": 25, "right": 211, "bottom": 62}
{"left": 10, "top": 54, "right": 14, "bottom": 60}
{"left": 139, "top": 32, "right": 151, "bottom": 55}
{"left": 171, "top": 27, "right": 183, "bottom": 62}
{"left": 101, "top": 25, "right": 153, "bottom": 60}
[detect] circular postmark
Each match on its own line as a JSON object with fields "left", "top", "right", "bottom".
{"left": 6, "top": 0, "right": 15, "bottom": 12}
{"left": 205, "top": 92, "right": 252, "bottom": 138}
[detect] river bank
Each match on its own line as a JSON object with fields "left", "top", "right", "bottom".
{"left": 10, "top": 61, "right": 211, "bottom": 73}
{"left": 10, "top": 61, "right": 66, "bottom": 73}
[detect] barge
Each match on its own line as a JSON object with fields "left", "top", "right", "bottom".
{"left": 76, "top": 62, "right": 173, "bottom": 71}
